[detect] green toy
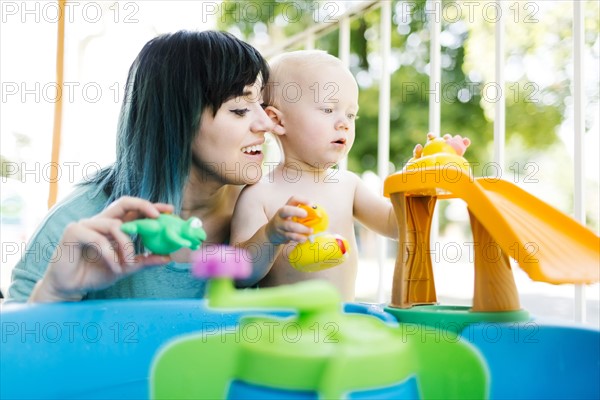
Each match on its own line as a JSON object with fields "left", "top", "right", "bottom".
{"left": 120, "top": 214, "right": 207, "bottom": 255}
{"left": 151, "top": 246, "right": 489, "bottom": 399}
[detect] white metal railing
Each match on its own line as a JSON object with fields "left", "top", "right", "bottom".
{"left": 376, "top": 1, "right": 392, "bottom": 303}
{"left": 262, "top": 1, "right": 380, "bottom": 59}
{"left": 428, "top": 0, "right": 441, "bottom": 137}
{"left": 573, "top": 0, "right": 586, "bottom": 322}
{"left": 493, "top": 0, "right": 505, "bottom": 169}
{"left": 261, "top": 0, "right": 591, "bottom": 321}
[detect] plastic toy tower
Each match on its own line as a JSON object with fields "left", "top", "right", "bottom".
{"left": 151, "top": 245, "right": 488, "bottom": 399}
{"left": 383, "top": 135, "right": 600, "bottom": 327}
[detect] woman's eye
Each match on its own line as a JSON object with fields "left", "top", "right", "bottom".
{"left": 231, "top": 108, "right": 250, "bottom": 117}
{"left": 347, "top": 113, "right": 356, "bottom": 120}
{"left": 322, "top": 108, "right": 333, "bottom": 114}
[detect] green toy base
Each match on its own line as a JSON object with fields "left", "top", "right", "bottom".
{"left": 385, "top": 305, "right": 530, "bottom": 333}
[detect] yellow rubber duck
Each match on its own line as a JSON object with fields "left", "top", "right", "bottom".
{"left": 288, "top": 204, "right": 350, "bottom": 272}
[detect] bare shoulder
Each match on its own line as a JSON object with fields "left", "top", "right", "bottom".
{"left": 231, "top": 178, "right": 274, "bottom": 239}
{"left": 329, "top": 168, "right": 361, "bottom": 188}
{"left": 340, "top": 169, "right": 361, "bottom": 182}
{"left": 237, "top": 175, "right": 277, "bottom": 201}
{"left": 234, "top": 174, "right": 288, "bottom": 220}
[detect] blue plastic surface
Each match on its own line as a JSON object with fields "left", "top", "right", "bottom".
{"left": 2, "top": 300, "right": 599, "bottom": 399}
{"left": 342, "top": 302, "right": 398, "bottom": 324}
{"left": 0, "top": 299, "right": 395, "bottom": 399}
{"left": 461, "top": 320, "right": 600, "bottom": 400}
{"left": 0, "top": 300, "right": 280, "bottom": 399}
{"left": 228, "top": 380, "right": 317, "bottom": 399}
{"left": 227, "top": 376, "right": 419, "bottom": 399}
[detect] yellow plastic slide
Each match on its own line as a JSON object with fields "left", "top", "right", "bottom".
{"left": 474, "top": 177, "right": 599, "bottom": 284}
{"left": 384, "top": 168, "right": 599, "bottom": 285}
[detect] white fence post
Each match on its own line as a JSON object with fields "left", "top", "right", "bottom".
{"left": 573, "top": 0, "right": 587, "bottom": 323}
{"left": 376, "top": 0, "right": 392, "bottom": 303}
{"left": 494, "top": 0, "right": 506, "bottom": 172}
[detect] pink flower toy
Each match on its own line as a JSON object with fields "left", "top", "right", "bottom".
{"left": 191, "top": 245, "right": 251, "bottom": 280}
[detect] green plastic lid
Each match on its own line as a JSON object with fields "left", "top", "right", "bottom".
{"left": 151, "top": 247, "right": 489, "bottom": 399}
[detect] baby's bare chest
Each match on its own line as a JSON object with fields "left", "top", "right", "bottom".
{"left": 266, "top": 180, "right": 356, "bottom": 232}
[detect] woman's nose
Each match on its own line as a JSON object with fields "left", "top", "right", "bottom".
{"left": 251, "top": 107, "right": 275, "bottom": 133}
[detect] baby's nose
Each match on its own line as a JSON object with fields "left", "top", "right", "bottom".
{"left": 336, "top": 118, "right": 350, "bottom": 130}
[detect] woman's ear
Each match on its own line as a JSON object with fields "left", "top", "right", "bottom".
{"left": 265, "top": 106, "right": 286, "bottom": 136}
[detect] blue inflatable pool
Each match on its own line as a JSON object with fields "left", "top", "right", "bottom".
{"left": 1, "top": 299, "right": 598, "bottom": 399}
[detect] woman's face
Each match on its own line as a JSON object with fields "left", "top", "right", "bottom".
{"left": 192, "top": 81, "right": 273, "bottom": 185}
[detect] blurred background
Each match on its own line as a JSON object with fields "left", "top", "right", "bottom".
{"left": 1, "top": 0, "right": 598, "bottom": 326}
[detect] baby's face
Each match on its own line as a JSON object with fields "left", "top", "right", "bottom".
{"left": 278, "top": 63, "right": 359, "bottom": 168}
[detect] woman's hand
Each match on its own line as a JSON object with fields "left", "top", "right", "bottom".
{"left": 30, "top": 197, "right": 174, "bottom": 302}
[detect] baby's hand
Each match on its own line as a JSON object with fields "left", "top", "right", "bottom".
{"left": 412, "top": 143, "right": 424, "bottom": 159}
{"left": 412, "top": 132, "right": 471, "bottom": 158}
{"left": 265, "top": 196, "right": 313, "bottom": 245}
{"left": 442, "top": 133, "right": 471, "bottom": 156}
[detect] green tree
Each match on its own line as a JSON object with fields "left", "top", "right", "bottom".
{"left": 220, "top": 0, "right": 570, "bottom": 171}
{"left": 219, "top": 0, "right": 599, "bottom": 229}
{"left": 1, "top": 155, "right": 18, "bottom": 179}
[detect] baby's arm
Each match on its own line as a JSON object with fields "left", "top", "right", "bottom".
{"left": 230, "top": 188, "right": 312, "bottom": 286}
{"left": 352, "top": 174, "right": 398, "bottom": 239}
{"left": 354, "top": 133, "right": 471, "bottom": 239}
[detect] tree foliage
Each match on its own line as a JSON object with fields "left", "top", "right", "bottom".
{"left": 1, "top": 155, "right": 17, "bottom": 179}
{"left": 219, "top": 0, "right": 586, "bottom": 178}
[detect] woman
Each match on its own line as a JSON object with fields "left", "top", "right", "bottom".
{"left": 7, "top": 30, "right": 273, "bottom": 302}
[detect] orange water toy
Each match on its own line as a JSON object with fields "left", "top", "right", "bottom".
{"left": 288, "top": 204, "right": 350, "bottom": 272}
{"left": 384, "top": 133, "right": 600, "bottom": 325}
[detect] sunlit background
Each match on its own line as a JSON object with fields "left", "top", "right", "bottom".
{"left": 1, "top": 0, "right": 598, "bottom": 326}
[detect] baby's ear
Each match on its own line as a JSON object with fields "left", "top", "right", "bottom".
{"left": 265, "top": 105, "right": 286, "bottom": 136}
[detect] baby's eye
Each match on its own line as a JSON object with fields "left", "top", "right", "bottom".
{"left": 322, "top": 108, "right": 333, "bottom": 114}
{"left": 347, "top": 113, "right": 356, "bottom": 120}
{"left": 231, "top": 108, "right": 250, "bottom": 117}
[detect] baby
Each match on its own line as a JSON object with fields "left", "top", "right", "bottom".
{"left": 229, "top": 50, "right": 397, "bottom": 301}
{"left": 231, "top": 50, "right": 468, "bottom": 301}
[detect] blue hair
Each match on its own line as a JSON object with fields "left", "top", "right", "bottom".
{"left": 87, "top": 30, "right": 269, "bottom": 212}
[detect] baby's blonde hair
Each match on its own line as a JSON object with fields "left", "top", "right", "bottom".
{"left": 265, "top": 50, "right": 345, "bottom": 107}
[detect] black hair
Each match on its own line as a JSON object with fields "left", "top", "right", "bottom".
{"left": 88, "top": 30, "right": 269, "bottom": 211}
